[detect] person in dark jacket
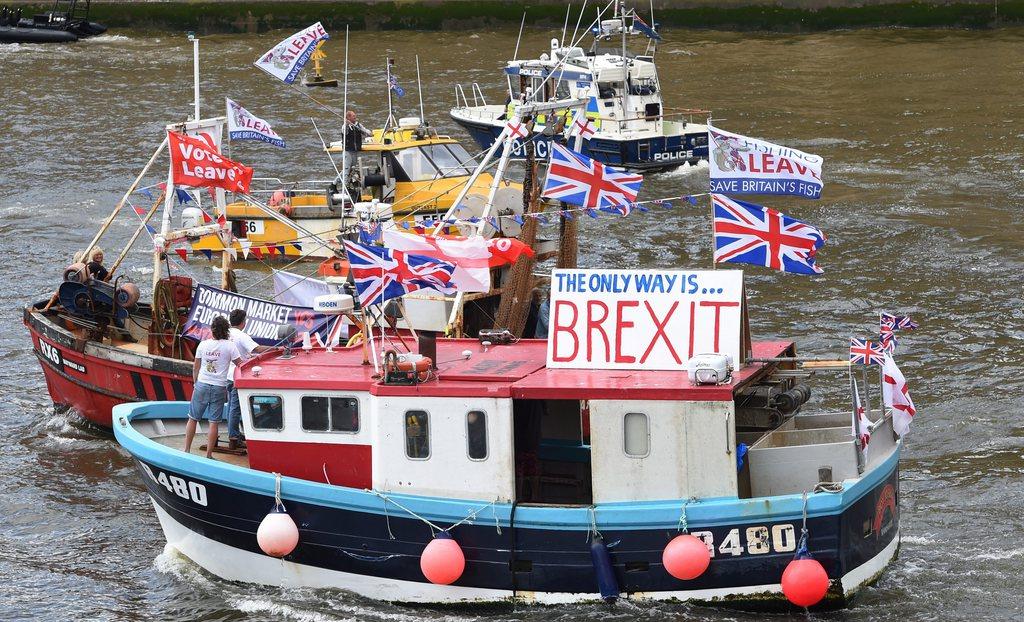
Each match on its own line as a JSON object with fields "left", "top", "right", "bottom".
{"left": 342, "top": 110, "right": 371, "bottom": 184}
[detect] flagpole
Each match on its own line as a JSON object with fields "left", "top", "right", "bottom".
{"left": 189, "top": 32, "right": 200, "bottom": 121}
{"left": 862, "top": 363, "right": 872, "bottom": 423}
{"left": 709, "top": 194, "right": 716, "bottom": 269}
{"left": 850, "top": 372, "right": 865, "bottom": 475}
{"left": 341, "top": 25, "right": 350, "bottom": 203}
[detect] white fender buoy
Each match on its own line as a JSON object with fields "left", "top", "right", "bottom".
{"left": 420, "top": 532, "right": 465, "bottom": 585}
{"left": 257, "top": 474, "right": 299, "bottom": 558}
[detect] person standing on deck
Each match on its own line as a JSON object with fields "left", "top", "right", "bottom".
{"left": 184, "top": 316, "right": 241, "bottom": 459}
{"left": 224, "top": 309, "right": 271, "bottom": 451}
{"left": 341, "top": 110, "right": 371, "bottom": 188}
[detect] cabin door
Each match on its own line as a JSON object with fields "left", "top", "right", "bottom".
{"left": 512, "top": 399, "right": 592, "bottom": 505}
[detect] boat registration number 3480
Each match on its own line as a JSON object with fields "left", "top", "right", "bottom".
{"left": 140, "top": 463, "right": 208, "bottom": 506}
{"left": 691, "top": 524, "right": 798, "bottom": 557}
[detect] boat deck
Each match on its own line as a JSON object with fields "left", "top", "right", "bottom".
{"left": 137, "top": 420, "right": 251, "bottom": 469}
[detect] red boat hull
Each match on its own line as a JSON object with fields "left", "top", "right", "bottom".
{"left": 24, "top": 304, "right": 193, "bottom": 428}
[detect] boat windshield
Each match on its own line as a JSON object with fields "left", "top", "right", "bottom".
{"left": 391, "top": 144, "right": 475, "bottom": 182}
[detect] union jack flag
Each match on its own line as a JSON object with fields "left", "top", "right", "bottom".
{"left": 542, "top": 142, "right": 642, "bottom": 209}
{"left": 879, "top": 313, "right": 917, "bottom": 353}
{"left": 881, "top": 313, "right": 918, "bottom": 331}
{"left": 712, "top": 194, "right": 826, "bottom": 275}
{"left": 343, "top": 241, "right": 457, "bottom": 308}
{"left": 850, "top": 338, "right": 885, "bottom": 365}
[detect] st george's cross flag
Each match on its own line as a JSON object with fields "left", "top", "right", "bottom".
{"left": 343, "top": 240, "right": 457, "bottom": 308}
{"left": 850, "top": 338, "right": 885, "bottom": 365}
{"left": 851, "top": 377, "right": 872, "bottom": 454}
{"left": 712, "top": 194, "right": 826, "bottom": 274}
{"left": 542, "top": 142, "right": 642, "bottom": 210}
{"left": 882, "top": 352, "right": 917, "bottom": 436}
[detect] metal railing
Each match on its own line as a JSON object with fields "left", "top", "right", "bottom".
{"left": 454, "top": 83, "right": 489, "bottom": 109}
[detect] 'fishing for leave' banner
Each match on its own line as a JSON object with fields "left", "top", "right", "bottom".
{"left": 182, "top": 284, "right": 341, "bottom": 346}
{"left": 254, "top": 22, "right": 330, "bottom": 84}
{"left": 227, "top": 98, "right": 285, "bottom": 148}
{"left": 708, "top": 123, "right": 824, "bottom": 199}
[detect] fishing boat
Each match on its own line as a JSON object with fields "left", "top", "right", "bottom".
{"left": 192, "top": 56, "right": 522, "bottom": 261}
{"left": 112, "top": 264, "right": 903, "bottom": 607}
{"left": 450, "top": 2, "right": 709, "bottom": 172}
{"left": 0, "top": 0, "right": 106, "bottom": 43}
{"left": 25, "top": 40, "right": 560, "bottom": 429}
{"left": 190, "top": 117, "right": 519, "bottom": 260}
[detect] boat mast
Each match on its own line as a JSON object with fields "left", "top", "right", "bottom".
{"left": 620, "top": 3, "right": 628, "bottom": 134}
{"left": 341, "top": 25, "right": 351, "bottom": 204}
{"left": 415, "top": 55, "right": 426, "bottom": 123}
{"left": 189, "top": 31, "right": 200, "bottom": 121}
{"left": 384, "top": 57, "right": 397, "bottom": 133}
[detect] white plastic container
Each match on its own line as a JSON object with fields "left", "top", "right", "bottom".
{"left": 686, "top": 353, "right": 733, "bottom": 385}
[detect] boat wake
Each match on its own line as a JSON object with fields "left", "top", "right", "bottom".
{"left": 661, "top": 159, "right": 709, "bottom": 178}
{"left": 82, "top": 34, "right": 130, "bottom": 43}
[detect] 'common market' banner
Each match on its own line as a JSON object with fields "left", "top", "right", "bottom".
{"left": 182, "top": 284, "right": 338, "bottom": 346}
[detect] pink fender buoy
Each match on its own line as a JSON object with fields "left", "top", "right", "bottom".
{"left": 420, "top": 532, "right": 465, "bottom": 585}
{"left": 781, "top": 557, "right": 830, "bottom": 607}
{"left": 257, "top": 504, "right": 299, "bottom": 558}
{"left": 662, "top": 534, "right": 711, "bottom": 580}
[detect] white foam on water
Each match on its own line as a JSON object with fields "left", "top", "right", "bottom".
{"left": 153, "top": 545, "right": 216, "bottom": 589}
{"left": 82, "top": 34, "right": 130, "bottom": 43}
{"left": 661, "top": 159, "right": 709, "bottom": 178}
{"left": 900, "top": 535, "right": 935, "bottom": 546}
{"left": 229, "top": 598, "right": 354, "bottom": 622}
{"left": 974, "top": 547, "right": 1024, "bottom": 561}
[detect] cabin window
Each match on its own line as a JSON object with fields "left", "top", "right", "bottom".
{"left": 555, "top": 79, "right": 571, "bottom": 100}
{"left": 301, "top": 396, "right": 359, "bottom": 433}
{"left": 392, "top": 147, "right": 440, "bottom": 182}
{"left": 422, "top": 144, "right": 474, "bottom": 177}
{"left": 466, "top": 410, "right": 488, "bottom": 460}
{"left": 405, "top": 410, "right": 430, "bottom": 459}
{"left": 250, "top": 395, "right": 283, "bottom": 430}
{"left": 623, "top": 412, "right": 650, "bottom": 457}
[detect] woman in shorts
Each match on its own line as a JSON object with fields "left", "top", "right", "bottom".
{"left": 184, "top": 316, "right": 242, "bottom": 459}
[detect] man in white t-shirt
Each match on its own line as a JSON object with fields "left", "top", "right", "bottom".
{"left": 185, "top": 316, "right": 242, "bottom": 459}
{"left": 225, "top": 309, "right": 272, "bottom": 451}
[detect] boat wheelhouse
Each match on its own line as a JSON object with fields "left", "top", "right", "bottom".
{"left": 114, "top": 269, "right": 902, "bottom": 607}
{"left": 191, "top": 117, "right": 521, "bottom": 260}
{"left": 450, "top": 5, "right": 709, "bottom": 172}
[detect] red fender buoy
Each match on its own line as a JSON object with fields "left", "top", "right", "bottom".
{"left": 420, "top": 532, "right": 465, "bottom": 585}
{"left": 781, "top": 557, "right": 830, "bottom": 607}
{"left": 663, "top": 534, "right": 711, "bottom": 580}
{"left": 256, "top": 505, "right": 299, "bottom": 558}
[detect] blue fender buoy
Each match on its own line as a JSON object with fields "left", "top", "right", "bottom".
{"left": 589, "top": 536, "right": 619, "bottom": 602}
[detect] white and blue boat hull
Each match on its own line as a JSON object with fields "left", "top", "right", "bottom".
{"left": 115, "top": 402, "right": 900, "bottom": 608}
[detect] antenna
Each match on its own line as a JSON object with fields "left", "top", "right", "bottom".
{"left": 341, "top": 25, "right": 350, "bottom": 202}
{"left": 570, "top": 0, "right": 588, "bottom": 49}
{"left": 415, "top": 54, "right": 426, "bottom": 123}
{"left": 187, "top": 31, "right": 199, "bottom": 121}
{"left": 384, "top": 57, "right": 397, "bottom": 133}
{"left": 561, "top": 4, "right": 571, "bottom": 47}
{"left": 512, "top": 12, "right": 526, "bottom": 61}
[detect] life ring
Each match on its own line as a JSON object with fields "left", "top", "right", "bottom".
{"left": 384, "top": 350, "right": 432, "bottom": 382}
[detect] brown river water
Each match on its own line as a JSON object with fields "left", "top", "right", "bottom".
{"left": 2, "top": 25, "right": 1023, "bottom": 621}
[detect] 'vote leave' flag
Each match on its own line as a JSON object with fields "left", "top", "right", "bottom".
{"left": 168, "top": 131, "right": 254, "bottom": 194}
